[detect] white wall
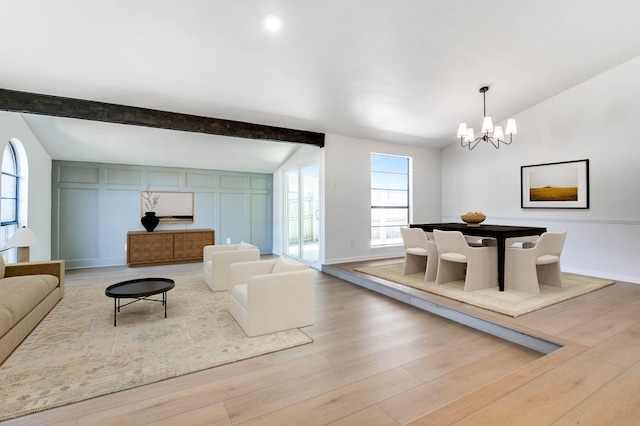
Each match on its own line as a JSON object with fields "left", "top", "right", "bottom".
{"left": 441, "top": 55, "right": 640, "bottom": 284}
{"left": 324, "top": 133, "right": 441, "bottom": 264}
{"left": 0, "top": 112, "right": 52, "bottom": 261}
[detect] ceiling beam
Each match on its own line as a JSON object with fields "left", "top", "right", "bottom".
{"left": 0, "top": 88, "right": 325, "bottom": 148}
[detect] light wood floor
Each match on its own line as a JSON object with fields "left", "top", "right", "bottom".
{"left": 4, "top": 259, "right": 640, "bottom": 425}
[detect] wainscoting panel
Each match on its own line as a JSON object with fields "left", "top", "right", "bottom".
{"left": 219, "top": 192, "right": 251, "bottom": 244}
{"left": 104, "top": 189, "right": 140, "bottom": 261}
{"left": 148, "top": 170, "right": 183, "bottom": 187}
{"left": 251, "top": 176, "right": 270, "bottom": 190}
{"left": 221, "top": 175, "right": 247, "bottom": 190}
{"left": 250, "top": 193, "right": 272, "bottom": 250}
{"left": 58, "top": 164, "right": 99, "bottom": 184}
{"left": 52, "top": 161, "right": 272, "bottom": 268}
{"left": 58, "top": 188, "right": 100, "bottom": 263}
{"left": 105, "top": 168, "right": 142, "bottom": 186}
{"left": 186, "top": 172, "right": 218, "bottom": 188}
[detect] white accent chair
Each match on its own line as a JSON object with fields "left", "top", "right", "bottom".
{"left": 433, "top": 229, "right": 498, "bottom": 291}
{"left": 228, "top": 257, "right": 314, "bottom": 337}
{"left": 505, "top": 231, "right": 567, "bottom": 294}
{"left": 202, "top": 242, "right": 260, "bottom": 291}
{"left": 400, "top": 227, "right": 438, "bottom": 281}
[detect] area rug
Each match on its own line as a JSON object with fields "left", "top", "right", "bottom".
{"left": 0, "top": 274, "right": 312, "bottom": 421}
{"left": 355, "top": 263, "right": 614, "bottom": 317}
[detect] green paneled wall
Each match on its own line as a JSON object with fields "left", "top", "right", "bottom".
{"left": 52, "top": 161, "right": 272, "bottom": 268}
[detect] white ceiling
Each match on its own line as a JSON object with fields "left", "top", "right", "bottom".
{"left": 2, "top": 1, "right": 640, "bottom": 172}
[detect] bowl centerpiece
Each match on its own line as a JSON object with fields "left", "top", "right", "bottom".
{"left": 461, "top": 211, "right": 486, "bottom": 227}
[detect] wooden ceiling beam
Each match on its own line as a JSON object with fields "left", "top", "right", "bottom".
{"left": 0, "top": 88, "right": 325, "bottom": 148}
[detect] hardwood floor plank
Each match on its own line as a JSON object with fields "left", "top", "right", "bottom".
{"left": 319, "top": 318, "right": 458, "bottom": 366}
{"left": 146, "top": 402, "right": 231, "bottom": 426}
{"left": 553, "top": 360, "right": 640, "bottom": 425}
{"left": 585, "top": 322, "right": 640, "bottom": 368}
{"left": 402, "top": 335, "right": 517, "bottom": 382}
{"left": 558, "top": 314, "right": 636, "bottom": 347}
{"left": 327, "top": 405, "right": 400, "bottom": 426}
{"left": 236, "top": 368, "right": 423, "bottom": 426}
{"left": 452, "top": 354, "right": 624, "bottom": 425}
{"left": 73, "top": 354, "right": 333, "bottom": 426}
{"left": 223, "top": 344, "right": 427, "bottom": 424}
{"left": 406, "top": 343, "right": 588, "bottom": 425}
{"left": 380, "top": 344, "right": 541, "bottom": 424}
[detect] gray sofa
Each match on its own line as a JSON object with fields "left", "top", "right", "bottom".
{"left": 0, "top": 259, "right": 65, "bottom": 365}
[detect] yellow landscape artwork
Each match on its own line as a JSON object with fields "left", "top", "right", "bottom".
{"left": 530, "top": 186, "right": 578, "bottom": 201}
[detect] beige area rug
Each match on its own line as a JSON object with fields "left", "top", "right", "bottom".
{"left": 355, "top": 263, "right": 614, "bottom": 318}
{"left": 0, "top": 274, "right": 312, "bottom": 421}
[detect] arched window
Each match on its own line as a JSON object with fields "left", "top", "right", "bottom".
{"left": 1, "top": 142, "right": 19, "bottom": 262}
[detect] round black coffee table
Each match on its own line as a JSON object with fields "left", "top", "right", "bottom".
{"left": 105, "top": 278, "right": 175, "bottom": 327}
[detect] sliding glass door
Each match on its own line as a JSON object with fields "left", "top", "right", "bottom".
{"left": 285, "top": 163, "right": 319, "bottom": 265}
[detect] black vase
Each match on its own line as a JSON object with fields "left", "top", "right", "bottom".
{"left": 141, "top": 211, "right": 160, "bottom": 232}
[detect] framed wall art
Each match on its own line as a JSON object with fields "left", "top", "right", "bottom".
{"left": 521, "top": 159, "right": 589, "bottom": 209}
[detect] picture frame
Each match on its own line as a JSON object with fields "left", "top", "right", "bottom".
{"left": 141, "top": 190, "right": 195, "bottom": 223}
{"left": 521, "top": 159, "right": 589, "bottom": 209}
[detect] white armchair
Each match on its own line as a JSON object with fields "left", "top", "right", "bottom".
{"left": 228, "top": 257, "right": 314, "bottom": 337}
{"left": 203, "top": 242, "right": 260, "bottom": 291}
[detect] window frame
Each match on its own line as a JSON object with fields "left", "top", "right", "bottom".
{"left": 370, "top": 153, "right": 411, "bottom": 247}
{"left": 1, "top": 142, "right": 19, "bottom": 262}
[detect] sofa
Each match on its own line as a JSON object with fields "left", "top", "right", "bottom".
{"left": 0, "top": 258, "right": 65, "bottom": 365}
{"left": 228, "top": 257, "right": 314, "bottom": 337}
{"left": 203, "top": 242, "right": 260, "bottom": 291}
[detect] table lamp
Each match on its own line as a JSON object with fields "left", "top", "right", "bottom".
{"left": 7, "top": 226, "right": 41, "bottom": 263}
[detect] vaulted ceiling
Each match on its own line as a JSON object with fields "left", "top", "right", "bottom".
{"left": 2, "top": 1, "right": 640, "bottom": 172}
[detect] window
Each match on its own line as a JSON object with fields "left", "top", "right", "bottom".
{"left": 1, "top": 142, "right": 19, "bottom": 262}
{"left": 371, "top": 153, "right": 410, "bottom": 246}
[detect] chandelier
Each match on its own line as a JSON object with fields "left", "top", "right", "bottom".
{"left": 457, "top": 86, "right": 517, "bottom": 150}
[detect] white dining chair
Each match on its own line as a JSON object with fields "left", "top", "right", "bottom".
{"left": 433, "top": 229, "right": 498, "bottom": 291}
{"left": 504, "top": 231, "right": 567, "bottom": 294}
{"left": 400, "top": 227, "right": 438, "bottom": 281}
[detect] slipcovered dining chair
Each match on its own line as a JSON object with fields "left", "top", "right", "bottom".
{"left": 505, "top": 231, "right": 567, "bottom": 294}
{"left": 433, "top": 229, "right": 498, "bottom": 291}
{"left": 400, "top": 227, "right": 438, "bottom": 281}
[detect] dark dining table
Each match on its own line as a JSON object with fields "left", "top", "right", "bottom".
{"left": 410, "top": 223, "right": 547, "bottom": 291}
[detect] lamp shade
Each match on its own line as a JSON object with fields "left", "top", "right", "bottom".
{"left": 493, "top": 125, "right": 504, "bottom": 141}
{"left": 457, "top": 123, "right": 467, "bottom": 138}
{"left": 7, "top": 226, "right": 41, "bottom": 248}
{"left": 505, "top": 119, "right": 518, "bottom": 135}
{"left": 481, "top": 116, "right": 493, "bottom": 133}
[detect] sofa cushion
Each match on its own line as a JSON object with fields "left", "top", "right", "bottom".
{"left": 271, "top": 257, "right": 307, "bottom": 274}
{"left": 0, "top": 274, "right": 59, "bottom": 338}
{"left": 231, "top": 284, "right": 248, "bottom": 309}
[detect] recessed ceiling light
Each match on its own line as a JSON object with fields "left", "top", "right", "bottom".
{"left": 264, "top": 15, "right": 282, "bottom": 32}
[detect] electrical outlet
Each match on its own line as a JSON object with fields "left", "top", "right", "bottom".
{"left": 226, "top": 238, "right": 231, "bottom": 244}
{"left": 349, "top": 239, "right": 355, "bottom": 247}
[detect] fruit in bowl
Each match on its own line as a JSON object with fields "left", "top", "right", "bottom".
{"left": 461, "top": 211, "right": 486, "bottom": 227}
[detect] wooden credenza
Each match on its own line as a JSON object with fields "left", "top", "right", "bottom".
{"left": 127, "top": 229, "right": 214, "bottom": 267}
